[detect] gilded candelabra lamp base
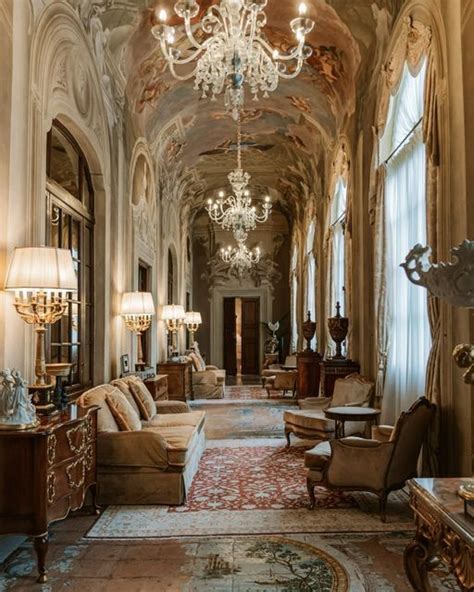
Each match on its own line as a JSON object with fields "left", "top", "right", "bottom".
{"left": 0, "top": 369, "right": 39, "bottom": 431}
{"left": 328, "top": 302, "right": 349, "bottom": 360}
{"left": 302, "top": 311, "right": 316, "bottom": 352}
{"left": 185, "top": 311, "right": 202, "bottom": 349}
{"left": 121, "top": 292, "right": 156, "bottom": 371}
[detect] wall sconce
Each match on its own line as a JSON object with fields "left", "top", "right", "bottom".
{"left": 185, "top": 311, "right": 202, "bottom": 344}
{"left": 121, "top": 292, "right": 155, "bottom": 370}
{"left": 4, "top": 247, "right": 77, "bottom": 414}
{"left": 161, "top": 304, "right": 185, "bottom": 355}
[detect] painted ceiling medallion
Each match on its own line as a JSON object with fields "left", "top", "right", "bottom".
{"left": 221, "top": 240, "right": 261, "bottom": 273}
{"left": 206, "top": 115, "right": 272, "bottom": 241}
{"left": 151, "top": 0, "right": 314, "bottom": 119}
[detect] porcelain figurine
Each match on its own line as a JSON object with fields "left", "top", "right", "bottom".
{"left": 0, "top": 369, "right": 38, "bottom": 430}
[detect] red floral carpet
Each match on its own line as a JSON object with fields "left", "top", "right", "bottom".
{"left": 169, "top": 446, "right": 355, "bottom": 513}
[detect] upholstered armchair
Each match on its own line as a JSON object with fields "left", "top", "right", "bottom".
{"left": 191, "top": 368, "right": 224, "bottom": 399}
{"left": 284, "top": 373, "right": 375, "bottom": 447}
{"left": 261, "top": 355, "right": 297, "bottom": 386}
{"left": 305, "top": 397, "right": 436, "bottom": 521}
{"left": 263, "top": 370, "right": 298, "bottom": 398}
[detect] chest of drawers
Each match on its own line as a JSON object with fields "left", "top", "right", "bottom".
{"left": 0, "top": 405, "right": 99, "bottom": 582}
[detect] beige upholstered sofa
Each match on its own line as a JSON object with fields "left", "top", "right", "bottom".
{"left": 78, "top": 376, "right": 206, "bottom": 505}
{"left": 284, "top": 373, "right": 375, "bottom": 447}
{"left": 305, "top": 397, "right": 436, "bottom": 521}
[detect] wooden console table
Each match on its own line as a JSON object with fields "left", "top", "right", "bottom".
{"left": 404, "top": 478, "right": 473, "bottom": 591}
{"left": 156, "top": 361, "right": 193, "bottom": 401}
{"left": 0, "top": 405, "right": 99, "bottom": 583}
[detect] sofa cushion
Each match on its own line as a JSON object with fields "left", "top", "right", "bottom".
{"left": 110, "top": 378, "right": 141, "bottom": 417}
{"left": 305, "top": 441, "right": 332, "bottom": 470}
{"left": 143, "top": 425, "right": 198, "bottom": 467}
{"left": 106, "top": 391, "right": 142, "bottom": 432}
{"left": 78, "top": 384, "right": 120, "bottom": 433}
{"left": 283, "top": 409, "right": 335, "bottom": 433}
{"left": 144, "top": 410, "right": 205, "bottom": 432}
{"left": 129, "top": 377, "right": 157, "bottom": 420}
{"left": 194, "top": 349, "right": 206, "bottom": 371}
{"left": 188, "top": 352, "right": 201, "bottom": 372}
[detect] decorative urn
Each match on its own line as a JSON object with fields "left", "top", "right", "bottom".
{"left": 328, "top": 302, "right": 348, "bottom": 359}
{"left": 302, "top": 311, "right": 316, "bottom": 352}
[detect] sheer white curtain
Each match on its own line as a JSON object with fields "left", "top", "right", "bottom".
{"left": 380, "top": 61, "right": 431, "bottom": 423}
{"left": 290, "top": 246, "right": 299, "bottom": 352}
{"left": 305, "top": 222, "right": 316, "bottom": 350}
{"left": 327, "top": 178, "right": 346, "bottom": 355}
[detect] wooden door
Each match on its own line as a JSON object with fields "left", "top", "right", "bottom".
{"left": 223, "top": 297, "right": 237, "bottom": 375}
{"left": 241, "top": 298, "right": 260, "bottom": 375}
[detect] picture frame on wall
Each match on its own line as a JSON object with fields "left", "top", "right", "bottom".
{"left": 120, "top": 354, "right": 130, "bottom": 376}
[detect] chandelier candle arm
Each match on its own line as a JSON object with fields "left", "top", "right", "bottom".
{"left": 152, "top": 0, "right": 314, "bottom": 117}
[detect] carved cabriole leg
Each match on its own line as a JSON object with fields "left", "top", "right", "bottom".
{"left": 285, "top": 427, "right": 292, "bottom": 449}
{"left": 404, "top": 530, "right": 435, "bottom": 592}
{"left": 34, "top": 533, "right": 49, "bottom": 583}
{"left": 307, "top": 476, "right": 316, "bottom": 509}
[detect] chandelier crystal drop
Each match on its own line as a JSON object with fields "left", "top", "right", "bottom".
{"left": 221, "top": 241, "right": 261, "bottom": 273}
{"left": 206, "top": 116, "right": 272, "bottom": 242}
{"left": 152, "top": 0, "right": 315, "bottom": 119}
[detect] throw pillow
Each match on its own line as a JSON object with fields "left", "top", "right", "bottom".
{"left": 105, "top": 390, "right": 142, "bottom": 431}
{"left": 189, "top": 352, "right": 200, "bottom": 372}
{"left": 194, "top": 350, "right": 206, "bottom": 371}
{"left": 129, "top": 377, "right": 157, "bottom": 420}
{"left": 110, "top": 378, "right": 141, "bottom": 416}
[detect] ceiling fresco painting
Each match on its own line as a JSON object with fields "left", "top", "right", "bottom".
{"left": 65, "top": 0, "right": 401, "bottom": 216}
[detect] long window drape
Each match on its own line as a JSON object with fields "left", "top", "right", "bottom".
{"left": 327, "top": 178, "right": 347, "bottom": 356}
{"left": 380, "top": 61, "right": 431, "bottom": 423}
{"left": 290, "top": 246, "right": 299, "bottom": 352}
{"left": 305, "top": 222, "right": 316, "bottom": 349}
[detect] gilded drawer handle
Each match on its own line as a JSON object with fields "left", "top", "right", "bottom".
{"left": 47, "top": 434, "right": 57, "bottom": 466}
{"left": 66, "top": 458, "right": 85, "bottom": 490}
{"left": 66, "top": 424, "right": 86, "bottom": 455}
{"left": 47, "top": 472, "right": 56, "bottom": 504}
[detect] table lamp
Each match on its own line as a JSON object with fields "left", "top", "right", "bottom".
{"left": 185, "top": 311, "right": 202, "bottom": 345}
{"left": 121, "top": 291, "right": 155, "bottom": 370}
{"left": 161, "top": 304, "right": 185, "bottom": 356}
{"left": 4, "top": 246, "right": 77, "bottom": 414}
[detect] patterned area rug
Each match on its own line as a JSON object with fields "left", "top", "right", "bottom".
{"left": 224, "top": 385, "right": 294, "bottom": 401}
{"left": 169, "top": 446, "right": 353, "bottom": 512}
{"left": 87, "top": 444, "right": 414, "bottom": 539}
{"left": 191, "top": 400, "right": 296, "bottom": 439}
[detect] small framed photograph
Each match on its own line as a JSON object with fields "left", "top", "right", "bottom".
{"left": 120, "top": 354, "right": 130, "bottom": 376}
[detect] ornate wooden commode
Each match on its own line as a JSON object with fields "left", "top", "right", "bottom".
{"left": 0, "top": 405, "right": 99, "bottom": 582}
{"left": 404, "top": 478, "right": 473, "bottom": 591}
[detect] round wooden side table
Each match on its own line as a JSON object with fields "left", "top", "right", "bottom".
{"left": 324, "top": 406, "right": 381, "bottom": 439}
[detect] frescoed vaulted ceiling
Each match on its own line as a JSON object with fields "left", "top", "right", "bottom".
{"left": 77, "top": 0, "right": 404, "bottom": 215}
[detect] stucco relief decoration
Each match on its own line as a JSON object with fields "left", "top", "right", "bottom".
{"left": 132, "top": 157, "right": 156, "bottom": 251}
{"left": 378, "top": 16, "right": 431, "bottom": 130}
{"left": 72, "top": 61, "right": 91, "bottom": 116}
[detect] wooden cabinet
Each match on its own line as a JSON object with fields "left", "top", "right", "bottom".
{"left": 156, "top": 362, "right": 193, "bottom": 401}
{"left": 0, "top": 405, "right": 99, "bottom": 582}
{"left": 145, "top": 374, "right": 168, "bottom": 400}
{"left": 296, "top": 351, "right": 322, "bottom": 399}
{"left": 320, "top": 358, "right": 360, "bottom": 398}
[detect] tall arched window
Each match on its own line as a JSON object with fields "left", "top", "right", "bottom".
{"left": 290, "top": 245, "right": 299, "bottom": 352}
{"left": 379, "top": 60, "right": 431, "bottom": 422}
{"left": 305, "top": 222, "right": 316, "bottom": 349}
{"left": 329, "top": 178, "right": 347, "bottom": 316}
{"left": 46, "top": 121, "right": 95, "bottom": 393}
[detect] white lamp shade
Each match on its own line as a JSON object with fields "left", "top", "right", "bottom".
{"left": 4, "top": 247, "right": 77, "bottom": 293}
{"left": 121, "top": 292, "right": 155, "bottom": 316}
{"left": 185, "top": 311, "right": 202, "bottom": 325}
{"left": 161, "top": 304, "right": 185, "bottom": 321}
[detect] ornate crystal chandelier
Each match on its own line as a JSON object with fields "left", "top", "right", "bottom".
{"left": 152, "top": 0, "right": 315, "bottom": 119}
{"left": 221, "top": 240, "right": 261, "bottom": 273}
{"left": 206, "top": 116, "right": 272, "bottom": 241}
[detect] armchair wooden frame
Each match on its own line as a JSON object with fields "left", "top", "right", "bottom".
{"left": 306, "top": 397, "right": 436, "bottom": 522}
